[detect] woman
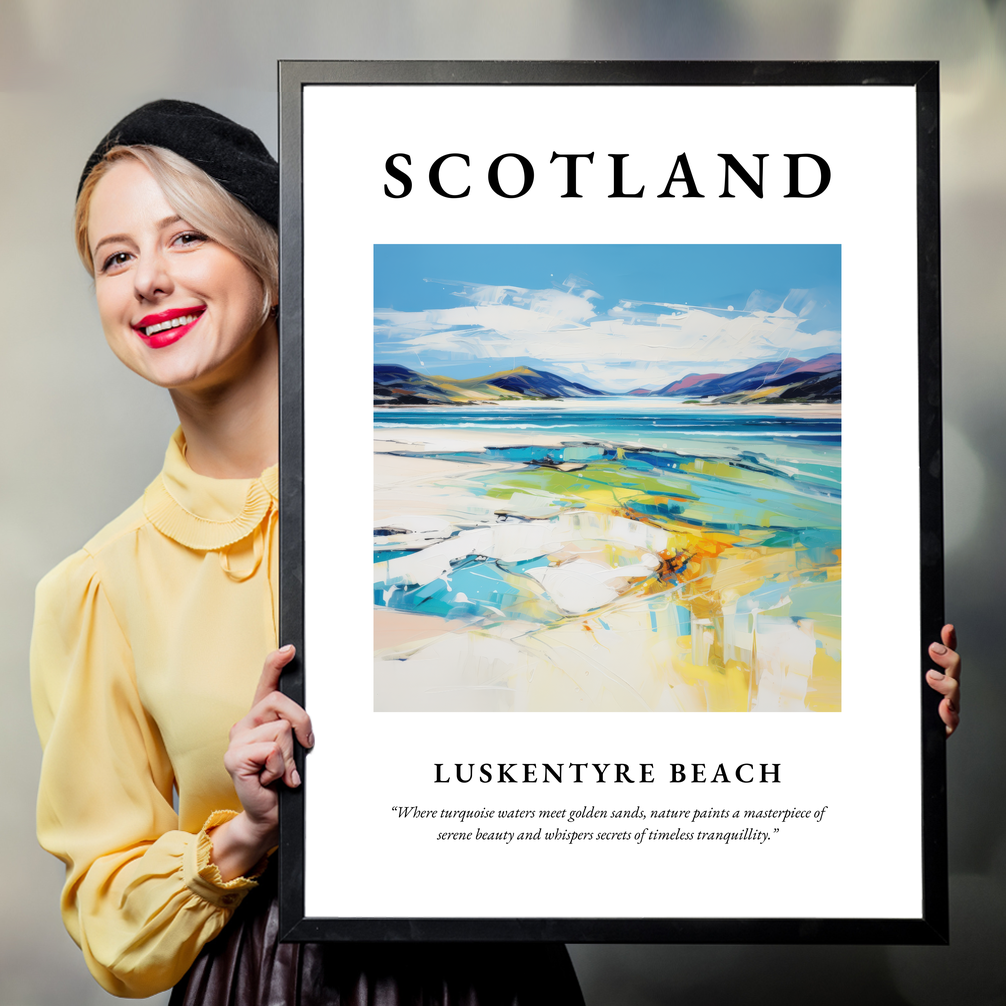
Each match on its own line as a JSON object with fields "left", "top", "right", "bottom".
{"left": 31, "top": 99, "right": 585, "bottom": 1003}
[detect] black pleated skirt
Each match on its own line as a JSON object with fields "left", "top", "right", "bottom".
{"left": 169, "top": 869, "right": 585, "bottom": 1006}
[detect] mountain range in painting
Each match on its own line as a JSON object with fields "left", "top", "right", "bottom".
{"left": 374, "top": 364, "right": 606, "bottom": 405}
{"left": 374, "top": 354, "right": 841, "bottom": 406}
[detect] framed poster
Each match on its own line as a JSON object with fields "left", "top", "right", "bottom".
{"left": 277, "top": 61, "right": 946, "bottom": 943}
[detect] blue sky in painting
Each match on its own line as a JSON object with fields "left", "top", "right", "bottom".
{"left": 374, "top": 245, "right": 841, "bottom": 393}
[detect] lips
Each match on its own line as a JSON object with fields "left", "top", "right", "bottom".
{"left": 132, "top": 306, "right": 206, "bottom": 349}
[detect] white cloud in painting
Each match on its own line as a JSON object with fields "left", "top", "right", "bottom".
{"left": 375, "top": 280, "right": 841, "bottom": 392}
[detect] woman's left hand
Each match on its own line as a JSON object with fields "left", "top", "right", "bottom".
{"left": 926, "top": 624, "right": 961, "bottom": 737}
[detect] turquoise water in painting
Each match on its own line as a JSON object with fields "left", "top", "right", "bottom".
{"left": 374, "top": 403, "right": 840, "bottom": 447}
{"left": 375, "top": 401, "right": 842, "bottom": 518}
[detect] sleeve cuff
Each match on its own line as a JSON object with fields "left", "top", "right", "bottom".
{"left": 182, "top": 810, "right": 269, "bottom": 909}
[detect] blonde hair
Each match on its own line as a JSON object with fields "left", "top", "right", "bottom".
{"left": 75, "top": 145, "right": 278, "bottom": 322}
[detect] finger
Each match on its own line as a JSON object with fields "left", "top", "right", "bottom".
{"left": 928, "top": 641, "right": 961, "bottom": 680}
{"left": 245, "top": 691, "right": 314, "bottom": 749}
{"left": 939, "top": 697, "right": 960, "bottom": 737}
{"left": 926, "top": 671, "right": 961, "bottom": 738}
{"left": 925, "top": 672, "right": 957, "bottom": 728}
{"left": 230, "top": 695, "right": 313, "bottom": 751}
{"left": 258, "top": 742, "right": 287, "bottom": 786}
{"left": 252, "top": 645, "right": 296, "bottom": 707}
{"left": 941, "top": 624, "right": 957, "bottom": 652}
{"left": 925, "top": 667, "right": 957, "bottom": 700}
{"left": 237, "top": 719, "right": 300, "bottom": 787}
{"left": 224, "top": 739, "right": 287, "bottom": 786}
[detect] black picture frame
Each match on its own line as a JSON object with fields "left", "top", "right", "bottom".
{"left": 277, "top": 60, "right": 945, "bottom": 944}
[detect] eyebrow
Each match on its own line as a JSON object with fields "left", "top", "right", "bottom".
{"left": 91, "top": 215, "right": 185, "bottom": 258}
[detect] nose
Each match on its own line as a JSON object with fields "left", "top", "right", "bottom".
{"left": 133, "top": 247, "right": 173, "bottom": 303}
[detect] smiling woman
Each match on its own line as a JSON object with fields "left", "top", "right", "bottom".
{"left": 30, "top": 100, "right": 585, "bottom": 1004}
{"left": 85, "top": 159, "right": 272, "bottom": 395}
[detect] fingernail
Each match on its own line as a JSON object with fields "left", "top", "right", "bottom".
{"left": 292, "top": 768, "right": 301, "bottom": 787}
{"left": 931, "top": 643, "right": 947, "bottom": 654}
{"left": 307, "top": 732, "right": 315, "bottom": 748}
{"left": 280, "top": 644, "right": 295, "bottom": 654}
{"left": 927, "top": 669, "right": 944, "bottom": 679}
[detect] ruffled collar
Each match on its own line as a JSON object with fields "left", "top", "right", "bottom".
{"left": 143, "top": 428, "right": 278, "bottom": 551}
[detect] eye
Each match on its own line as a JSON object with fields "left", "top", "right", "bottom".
{"left": 172, "top": 230, "right": 208, "bottom": 249}
{"left": 100, "top": 251, "right": 132, "bottom": 274}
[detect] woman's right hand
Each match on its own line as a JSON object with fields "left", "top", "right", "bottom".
{"left": 209, "top": 645, "right": 314, "bottom": 881}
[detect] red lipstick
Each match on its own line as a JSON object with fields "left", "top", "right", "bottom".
{"left": 132, "top": 306, "right": 206, "bottom": 349}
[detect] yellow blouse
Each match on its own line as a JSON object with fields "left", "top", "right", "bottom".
{"left": 31, "top": 429, "right": 279, "bottom": 998}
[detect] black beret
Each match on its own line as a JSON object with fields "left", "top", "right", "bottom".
{"left": 78, "top": 99, "right": 278, "bottom": 228}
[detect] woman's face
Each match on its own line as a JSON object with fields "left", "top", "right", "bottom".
{"left": 87, "top": 158, "right": 270, "bottom": 392}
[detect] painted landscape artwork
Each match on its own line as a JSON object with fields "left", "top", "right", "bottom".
{"left": 373, "top": 246, "right": 841, "bottom": 713}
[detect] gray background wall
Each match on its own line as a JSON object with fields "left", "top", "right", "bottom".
{"left": 1, "top": 2, "right": 1003, "bottom": 1003}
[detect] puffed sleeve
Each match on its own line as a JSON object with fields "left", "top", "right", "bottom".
{"left": 31, "top": 549, "right": 262, "bottom": 998}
